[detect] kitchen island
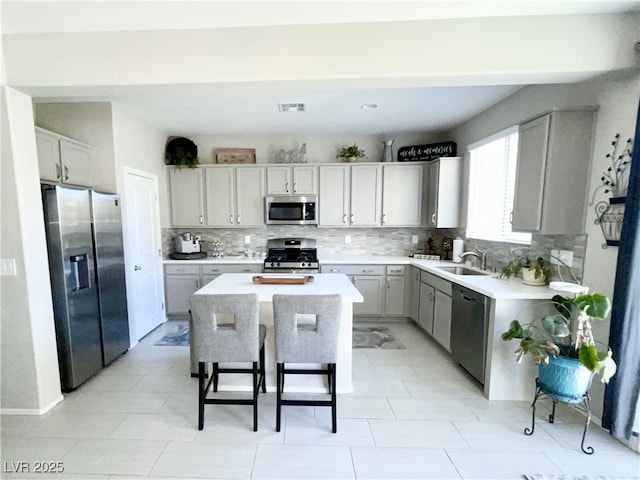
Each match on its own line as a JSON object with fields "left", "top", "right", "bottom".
{"left": 192, "top": 273, "right": 364, "bottom": 394}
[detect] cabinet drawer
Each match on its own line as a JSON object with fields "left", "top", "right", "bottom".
{"left": 222, "top": 264, "right": 262, "bottom": 273}
{"left": 201, "top": 265, "right": 225, "bottom": 275}
{"left": 386, "top": 265, "right": 406, "bottom": 276}
{"left": 165, "top": 264, "right": 200, "bottom": 275}
{"left": 322, "top": 264, "right": 384, "bottom": 275}
{"left": 420, "top": 270, "right": 452, "bottom": 295}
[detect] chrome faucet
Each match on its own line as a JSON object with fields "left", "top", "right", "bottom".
{"left": 459, "top": 248, "right": 487, "bottom": 270}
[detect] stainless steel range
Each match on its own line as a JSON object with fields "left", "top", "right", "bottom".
{"left": 263, "top": 238, "right": 319, "bottom": 273}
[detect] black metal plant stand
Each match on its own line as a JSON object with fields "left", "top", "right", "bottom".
{"left": 525, "top": 378, "right": 595, "bottom": 454}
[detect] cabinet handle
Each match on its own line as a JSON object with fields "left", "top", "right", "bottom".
{"left": 382, "top": 213, "right": 386, "bottom": 225}
{"left": 237, "top": 215, "right": 240, "bottom": 224}
{"left": 386, "top": 278, "right": 390, "bottom": 289}
{"left": 362, "top": 269, "right": 374, "bottom": 273}
{"left": 134, "top": 265, "right": 142, "bottom": 271}
{"left": 286, "top": 182, "right": 289, "bottom": 193}
{"left": 343, "top": 214, "right": 347, "bottom": 224}
{"left": 55, "top": 164, "right": 61, "bottom": 179}
{"left": 64, "top": 165, "right": 69, "bottom": 181}
{"left": 509, "top": 211, "right": 514, "bottom": 224}
{"left": 293, "top": 182, "right": 297, "bottom": 193}
{"left": 351, "top": 213, "right": 354, "bottom": 224}
{"left": 242, "top": 269, "right": 251, "bottom": 272}
{"left": 431, "top": 213, "right": 436, "bottom": 225}
{"left": 229, "top": 215, "right": 233, "bottom": 224}
{"left": 330, "top": 269, "right": 340, "bottom": 272}
{"left": 199, "top": 215, "right": 203, "bottom": 225}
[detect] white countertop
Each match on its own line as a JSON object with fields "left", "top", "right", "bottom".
{"left": 194, "top": 273, "right": 364, "bottom": 303}
{"left": 165, "top": 254, "right": 558, "bottom": 300}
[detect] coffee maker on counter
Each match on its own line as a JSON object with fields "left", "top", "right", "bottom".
{"left": 170, "top": 232, "right": 206, "bottom": 259}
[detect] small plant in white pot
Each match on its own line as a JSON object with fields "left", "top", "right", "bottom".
{"left": 501, "top": 255, "right": 551, "bottom": 285}
{"left": 336, "top": 144, "right": 366, "bottom": 162}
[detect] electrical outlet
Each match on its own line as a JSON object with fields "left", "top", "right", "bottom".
{"left": 0, "top": 259, "right": 17, "bottom": 276}
{"left": 345, "top": 235, "right": 351, "bottom": 244}
{"left": 550, "top": 249, "right": 573, "bottom": 267}
{"left": 412, "top": 235, "right": 419, "bottom": 244}
{"left": 558, "top": 250, "right": 573, "bottom": 267}
{"left": 244, "top": 235, "right": 251, "bottom": 244}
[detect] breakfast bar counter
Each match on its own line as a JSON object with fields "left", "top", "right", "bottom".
{"left": 192, "top": 273, "right": 364, "bottom": 394}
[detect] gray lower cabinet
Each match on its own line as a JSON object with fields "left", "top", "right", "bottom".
{"left": 417, "top": 270, "right": 452, "bottom": 351}
{"left": 321, "top": 264, "right": 406, "bottom": 316}
{"left": 406, "top": 265, "right": 420, "bottom": 321}
{"left": 164, "top": 264, "right": 201, "bottom": 315}
{"left": 321, "top": 264, "right": 384, "bottom": 315}
{"left": 164, "top": 263, "right": 262, "bottom": 317}
{"left": 385, "top": 265, "right": 406, "bottom": 316}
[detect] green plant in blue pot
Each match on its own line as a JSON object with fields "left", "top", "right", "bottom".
{"left": 502, "top": 291, "right": 617, "bottom": 392}
{"left": 501, "top": 290, "right": 616, "bottom": 454}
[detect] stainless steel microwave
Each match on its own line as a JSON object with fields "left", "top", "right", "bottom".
{"left": 265, "top": 196, "right": 317, "bottom": 225}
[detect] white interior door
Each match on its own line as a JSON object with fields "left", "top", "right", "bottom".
{"left": 123, "top": 168, "right": 165, "bottom": 343}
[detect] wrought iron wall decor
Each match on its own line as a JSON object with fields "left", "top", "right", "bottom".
{"left": 591, "top": 134, "right": 633, "bottom": 249}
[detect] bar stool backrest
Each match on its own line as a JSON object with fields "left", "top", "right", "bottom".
{"left": 190, "top": 293, "right": 260, "bottom": 363}
{"left": 273, "top": 294, "right": 342, "bottom": 364}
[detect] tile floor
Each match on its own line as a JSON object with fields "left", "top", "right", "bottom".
{"left": 2, "top": 320, "right": 639, "bottom": 480}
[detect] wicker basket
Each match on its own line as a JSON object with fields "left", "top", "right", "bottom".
{"left": 538, "top": 355, "right": 594, "bottom": 403}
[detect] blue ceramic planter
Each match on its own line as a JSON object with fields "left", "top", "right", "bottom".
{"left": 538, "top": 355, "right": 595, "bottom": 403}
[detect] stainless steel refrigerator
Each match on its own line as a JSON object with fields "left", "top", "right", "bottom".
{"left": 42, "top": 185, "right": 130, "bottom": 391}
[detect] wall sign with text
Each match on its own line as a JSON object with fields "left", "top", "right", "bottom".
{"left": 397, "top": 142, "right": 457, "bottom": 162}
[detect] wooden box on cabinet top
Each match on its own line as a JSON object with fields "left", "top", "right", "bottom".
{"left": 512, "top": 110, "right": 596, "bottom": 234}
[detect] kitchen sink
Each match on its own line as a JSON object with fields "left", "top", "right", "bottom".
{"left": 436, "top": 266, "right": 489, "bottom": 276}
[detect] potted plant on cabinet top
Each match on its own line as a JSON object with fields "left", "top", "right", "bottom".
{"left": 501, "top": 290, "right": 617, "bottom": 399}
{"left": 165, "top": 137, "right": 199, "bottom": 168}
{"left": 336, "top": 144, "right": 366, "bottom": 162}
{"left": 501, "top": 254, "right": 551, "bottom": 286}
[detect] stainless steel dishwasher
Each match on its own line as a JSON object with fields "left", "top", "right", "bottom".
{"left": 451, "top": 284, "right": 489, "bottom": 385}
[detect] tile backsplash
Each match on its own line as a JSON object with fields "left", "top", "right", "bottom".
{"left": 163, "top": 227, "right": 586, "bottom": 282}
{"left": 163, "top": 226, "right": 462, "bottom": 258}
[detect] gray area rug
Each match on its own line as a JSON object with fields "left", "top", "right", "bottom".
{"left": 352, "top": 326, "right": 405, "bottom": 349}
{"left": 156, "top": 323, "right": 405, "bottom": 349}
{"left": 155, "top": 323, "right": 189, "bottom": 346}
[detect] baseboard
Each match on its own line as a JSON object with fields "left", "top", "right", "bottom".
{"left": 0, "top": 394, "right": 63, "bottom": 415}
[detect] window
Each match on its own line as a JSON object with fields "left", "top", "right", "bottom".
{"left": 466, "top": 127, "right": 531, "bottom": 244}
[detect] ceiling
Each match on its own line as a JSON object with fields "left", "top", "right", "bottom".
{"left": 3, "top": 1, "right": 639, "bottom": 135}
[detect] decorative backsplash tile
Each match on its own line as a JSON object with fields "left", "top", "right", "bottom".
{"left": 162, "top": 226, "right": 586, "bottom": 282}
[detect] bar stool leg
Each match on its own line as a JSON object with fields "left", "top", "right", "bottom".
{"left": 330, "top": 363, "right": 337, "bottom": 434}
{"left": 198, "top": 361, "right": 206, "bottom": 430}
{"left": 276, "top": 363, "right": 283, "bottom": 432}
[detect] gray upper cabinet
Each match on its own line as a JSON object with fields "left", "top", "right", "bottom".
{"left": 426, "top": 157, "right": 463, "bottom": 228}
{"left": 512, "top": 110, "right": 596, "bottom": 234}
{"left": 266, "top": 165, "right": 317, "bottom": 195}
{"left": 382, "top": 164, "right": 423, "bottom": 226}
{"left": 318, "top": 164, "right": 381, "bottom": 227}
{"left": 36, "top": 127, "right": 92, "bottom": 187}
{"left": 205, "top": 166, "right": 265, "bottom": 227}
{"left": 169, "top": 167, "right": 205, "bottom": 226}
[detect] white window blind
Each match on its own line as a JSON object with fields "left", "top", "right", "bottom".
{"left": 467, "top": 129, "right": 531, "bottom": 244}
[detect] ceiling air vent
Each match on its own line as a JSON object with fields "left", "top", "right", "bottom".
{"left": 278, "top": 103, "right": 306, "bottom": 112}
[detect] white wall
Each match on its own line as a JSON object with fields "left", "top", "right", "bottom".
{"left": 1, "top": 87, "right": 62, "bottom": 413}
{"left": 451, "top": 73, "right": 640, "bottom": 421}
